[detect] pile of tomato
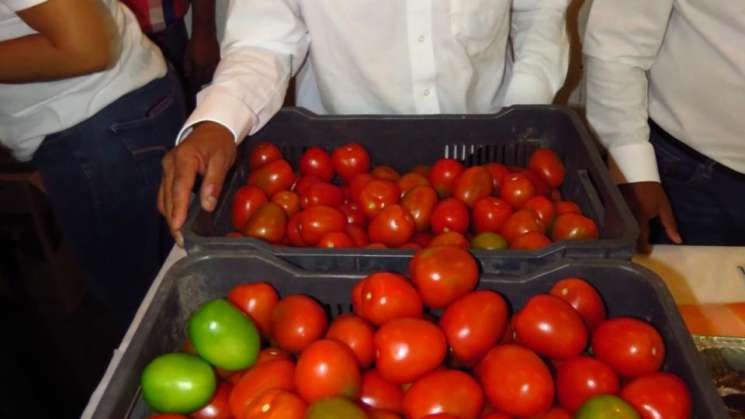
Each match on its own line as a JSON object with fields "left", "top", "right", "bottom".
{"left": 229, "top": 142, "right": 599, "bottom": 250}
{"left": 141, "top": 246, "right": 691, "bottom": 419}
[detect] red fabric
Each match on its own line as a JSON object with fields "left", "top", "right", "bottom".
{"left": 120, "top": 0, "right": 190, "bottom": 33}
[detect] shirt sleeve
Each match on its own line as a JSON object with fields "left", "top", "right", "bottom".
{"left": 503, "top": 0, "right": 570, "bottom": 106}
{"left": 2, "top": 0, "right": 46, "bottom": 11}
{"left": 177, "top": 0, "right": 309, "bottom": 144}
{"left": 583, "top": 0, "right": 674, "bottom": 184}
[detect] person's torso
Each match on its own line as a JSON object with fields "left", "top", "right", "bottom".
{"left": 649, "top": 0, "right": 745, "bottom": 173}
{"left": 0, "top": 0, "right": 167, "bottom": 160}
{"left": 294, "top": 0, "right": 513, "bottom": 116}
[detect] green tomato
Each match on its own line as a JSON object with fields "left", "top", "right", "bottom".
{"left": 141, "top": 352, "right": 216, "bottom": 414}
{"left": 306, "top": 397, "right": 368, "bottom": 419}
{"left": 188, "top": 299, "right": 260, "bottom": 371}
{"left": 576, "top": 395, "right": 641, "bottom": 419}
{"left": 471, "top": 232, "right": 508, "bottom": 250}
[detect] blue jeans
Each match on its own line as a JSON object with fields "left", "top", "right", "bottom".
{"left": 649, "top": 121, "right": 745, "bottom": 246}
{"left": 32, "top": 71, "right": 185, "bottom": 329}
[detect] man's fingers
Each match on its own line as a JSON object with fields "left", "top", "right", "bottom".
{"left": 637, "top": 216, "right": 652, "bottom": 254}
{"left": 170, "top": 151, "right": 200, "bottom": 232}
{"left": 659, "top": 198, "right": 682, "bottom": 244}
{"left": 161, "top": 154, "right": 176, "bottom": 229}
{"left": 157, "top": 181, "right": 166, "bottom": 216}
{"left": 200, "top": 152, "right": 230, "bottom": 212}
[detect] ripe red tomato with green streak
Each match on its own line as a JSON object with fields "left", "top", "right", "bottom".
{"left": 430, "top": 198, "right": 469, "bottom": 234}
{"left": 249, "top": 143, "right": 283, "bottom": 170}
{"left": 298, "top": 206, "right": 346, "bottom": 245}
{"left": 332, "top": 144, "right": 371, "bottom": 181}
{"left": 409, "top": 246, "right": 479, "bottom": 308}
{"left": 227, "top": 282, "right": 278, "bottom": 337}
{"left": 398, "top": 172, "right": 430, "bottom": 195}
{"left": 401, "top": 185, "right": 438, "bottom": 232}
{"left": 256, "top": 347, "right": 291, "bottom": 365}
{"left": 300, "top": 182, "right": 344, "bottom": 209}
{"left": 510, "top": 232, "right": 552, "bottom": 250}
{"left": 339, "top": 202, "right": 367, "bottom": 227}
{"left": 523, "top": 196, "right": 556, "bottom": 225}
{"left": 360, "top": 370, "right": 404, "bottom": 412}
{"left": 248, "top": 159, "right": 295, "bottom": 197}
{"left": 357, "top": 179, "right": 401, "bottom": 219}
{"left": 472, "top": 197, "right": 513, "bottom": 234}
{"left": 550, "top": 278, "right": 607, "bottom": 331}
{"left": 621, "top": 372, "right": 691, "bottom": 419}
{"left": 403, "top": 369, "right": 484, "bottom": 419}
{"left": 454, "top": 166, "right": 493, "bottom": 207}
{"left": 429, "top": 159, "right": 465, "bottom": 198}
{"left": 500, "top": 173, "right": 536, "bottom": 209}
{"left": 271, "top": 190, "right": 300, "bottom": 216}
{"left": 428, "top": 231, "right": 469, "bottom": 249}
{"left": 326, "top": 314, "right": 375, "bottom": 368}
{"left": 354, "top": 272, "right": 422, "bottom": 326}
{"left": 485, "top": 163, "right": 510, "bottom": 193}
{"left": 243, "top": 202, "right": 287, "bottom": 244}
{"left": 514, "top": 294, "right": 588, "bottom": 360}
{"left": 243, "top": 388, "right": 307, "bottom": 419}
{"left": 317, "top": 231, "right": 354, "bottom": 248}
{"left": 556, "top": 356, "right": 620, "bottom": 412}
{"left": 440, "top": 290, "right": 508, "bottom": 365}
{"left": 592, "top": 318, "right": 665, "bottom": 378}
{"left": 368, "top": 204, "right": 415, "bottom": 247}
{"left": 372, "top": 165, "right": 401, "bottom": 181}
{"left": 228, "top": 359, "right": 295, "bottom": 418}
{"left": 529, "top": 148, "right": 565, "bottom": 188}
{"left": 191, "top": 382, "right": 232, "bottom": 419}
{"left": 295, "top": 339, "right": 361, "bottom": 402}
{"left": 286, "top": 213, "right": 306, "bottom": 246}
{"left": 293, "top": 174, "right": 321, "bottom": 196}
{"left": 478, "top": 344, "right": 554, "bottom": 418}
{"left": 555, "top": 200, "right": 581, "bottom": 215}
{"left": 271, "top": 295, "right": 328, "bottom": 353}
{"left": 232, "top": 185, "right": 269, "bottom": 230}
{"left": 551, "top": 213, "right": 599, "bottom": 241}
{"left": 300, "top": 147, "right": 334, "bottom": 182}
{"left": 346, "top": 224, "right": 369, "bottom": 247}
{"left": 374, "top": 317, "right": 447, "bottom": 384}
{"left": 500, "top": 209, "right": 545, "bottom": 243}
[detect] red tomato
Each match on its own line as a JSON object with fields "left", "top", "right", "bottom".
{"left": 227, "top": 282, "right": 279, "bottom": 337}
{"left": 555, "top": 200, "right": 581, "bottom": 215}
{"left": 535, "top": 407, "right": 571, "bottom": 419}
{"left": 431, "top": 198, "right": 470, "bottom": 234}
{"left": 317, "top": 231, "right": 354, "bottom": 248}
{"left": 346, "top": 224, "right": 370, "bottom": 247}
{"left": 421, "top": 415, "right": 461, "bottom": 419}
{"left": 472, "top": 197, "right": 513, "bottom": 234}
{"left": 500, "top": 209, "right": 545, "bottom": 243}
{"left": 226, "top": 231, "right": 243, "bottom": 238}
{"left": 248, "top": 159, "right": 295, "bottom": 197}
{"left": 398, "top": 172, "right": 430, "bottom": 195}
{"left": 478, "top": 345, "right": 554, "bottom": 418}
{"left": 500, "top": 173, "right": 536, "bottom": 209}
{"left": 295, "top": 339, "right": 361, "bottom": 402}
{"left": 481, "top": 414, "right": 511, "bottom": 419}
{"left": 249, "top": 143, "right": 283, "bottom": 170}
{"left": 368, "top": 205, "right": 415, "bottom": 247}
{"left": 293, "top": 175, "right": 321, "bottom": 196}
{"left": 191, "top": 382, "right": 232, "bottom": 419}
{"left": 148, "top": 416, "right": 188, "bottom": 419}
{"left": 349, "top": 173, "right": 374, "bottom": 204}
{"left": 440, "top": 290, "right": 508, "bottom": 365}
{"left": 556, "top": 356, "right": 620, "bottom": 412}
{"left": 412, "top": 232, "right": 433, "bottom": 248}
{"left": 518, "top": 169, "right": 550, "bottom": 197}
{"left": 271, "top": 295, "right": 328, "bottom": 353}
{"left": 271, "top": 190, "right": 300, "bottom": 217}
{"left": 401, "top": 185, "right": 438, "bottom": 232}
{"left": 256, "top": 347, "right": 292, "bottom": 365}
{"left": 242, "top": 389, "right": 307, "bottom": 419}
{"left": 298, "top": 206, "right": 346, "bottom": 245}
{"left": 412, "top": 164, "right": 431, "bottom": 177}
{"left": 326, "top": 314, "right": 375, "bottom": 368}
{"left": 357, "top": 179, "right": 401, "bottom": 219}
{"left": 243, "top": 203, "right": 287, "bottom": 244}
{"left": 299, "top": 147, "right": 334, "bottom": 182}
{"left": 332, "top": 144, "right": 371, "bottom": 181}
{"left": 523, "top": 196, "right": 556, "bottom": 225}
{"left": 510, "top": 232, "right": 552, "bottom": 250}
{"left": 372, "top": 165, "right": 401, "bottom": 181}
{"left": 232, "top": 185, "right": 269, "bottom": 230}
{"left": 368, "top": 243, "right": 387, "bottom": 249}
{"left": 369, "top": 410, "right": 404, "bottom": 419}
{"left": 354, "top": 272, "right": 422, "bottom": 326}
{"left": 286, "top": 213, "right": 306, "bottom": 246}
{"left": 551, "top": 214, "right": 599, "bottom": 241}
{"left": 621, "top": 373, "right": 691, "bottom": 419}
{"left": 427, "top": 231, "right": 469, "bottom": 249}
{"left": 529, "top": 149, "right": 565, "bottom": 189}
{"left": 592, "top": 318, "right": 665, "bottom": 378}
{"left": 514, "top": 294, "right": 588, "bottom": 360}
{"left": 409, "top": 246, "right": 478, "bottom": 309}
{"left": 429, "top": 159, "right": 465, "bottom": 198}
{"left": 300, "top": 182, "right": 344, "bottom": 209}
{"left": 454, "top": 166, "right": 493, "bottom": 208}
{"left": 550, "top": 278, "right": 606, "bottom": 331}
{"left": 374, "top": 317, "right": 447, "bottom": 384}
{"left": 400, "top": 242, "right": 421, "bottom": 249}
{"left": 228, "top": 359, "right": 295, "bottom": 418}
{"left": 340, "top": 202, "right": 367, "bottom": 227}
{"left": 485, "top": 163, "right": 510, "bottom": 194}
{"left": 360, "top": 370, "right": 404, "bottom": 413}
{"left": 402, "top": 369, "right": 484, "bottom": 419}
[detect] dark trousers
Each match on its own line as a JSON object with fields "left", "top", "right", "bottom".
{"left": 649, "top": 120, "right": 745, "bottom": 246}
{"left": 32, "top": 71, "right": 185, "bottom": 330}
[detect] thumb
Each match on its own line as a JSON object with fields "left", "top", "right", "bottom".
{"left": 659, "top": 196, "right": 682, "bottom": 244}
{"left": 200, "top": 152, "right": 230, "bottom": 212}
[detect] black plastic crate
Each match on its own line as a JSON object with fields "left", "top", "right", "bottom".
{"left": 90, "top": 252, "right": 725, "bottom": 418}
{"left": 183, "top": 106, "right": 638, "bottom": 275}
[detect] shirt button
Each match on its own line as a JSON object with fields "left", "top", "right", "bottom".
{"left": 423, "top": 88, "right": 431, "bottom": 96}
{"left": 418, "top": 34, "right": 425, "bottom": 43}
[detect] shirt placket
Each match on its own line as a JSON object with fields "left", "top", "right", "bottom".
{"left": 406, "top": 0, "right": 440, "bottom": 114}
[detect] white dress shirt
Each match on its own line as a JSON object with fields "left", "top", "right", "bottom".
{"left": 182, "top": 0, "right": 570, "bottom": 143}
{"left": 0, "top": 0, "right": 166, "bottom": 161}
{"left": 584, "top": 0, "right": 745, "bottom": 183}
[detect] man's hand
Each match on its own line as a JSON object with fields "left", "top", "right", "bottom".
{"left": 619, "top": 181, "right": 682, "bottom": 254}
{"left": 184, "top": 33, "right": 220, "bottom": 90}
{"left": 158, "top": 122, "right": 236, "bottom": 246}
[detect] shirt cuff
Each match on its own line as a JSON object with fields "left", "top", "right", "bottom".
{"left": 5, "top": 0, "right": 46, "bottom": 11}
{"left": 608, "top": 142, "right": 661, "bottom": 184}
{"left": 503, "top": 71, "right": 555, "bottom": 106}
{"left": 175, "top": 85, "right": 258, "bottom": 145}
